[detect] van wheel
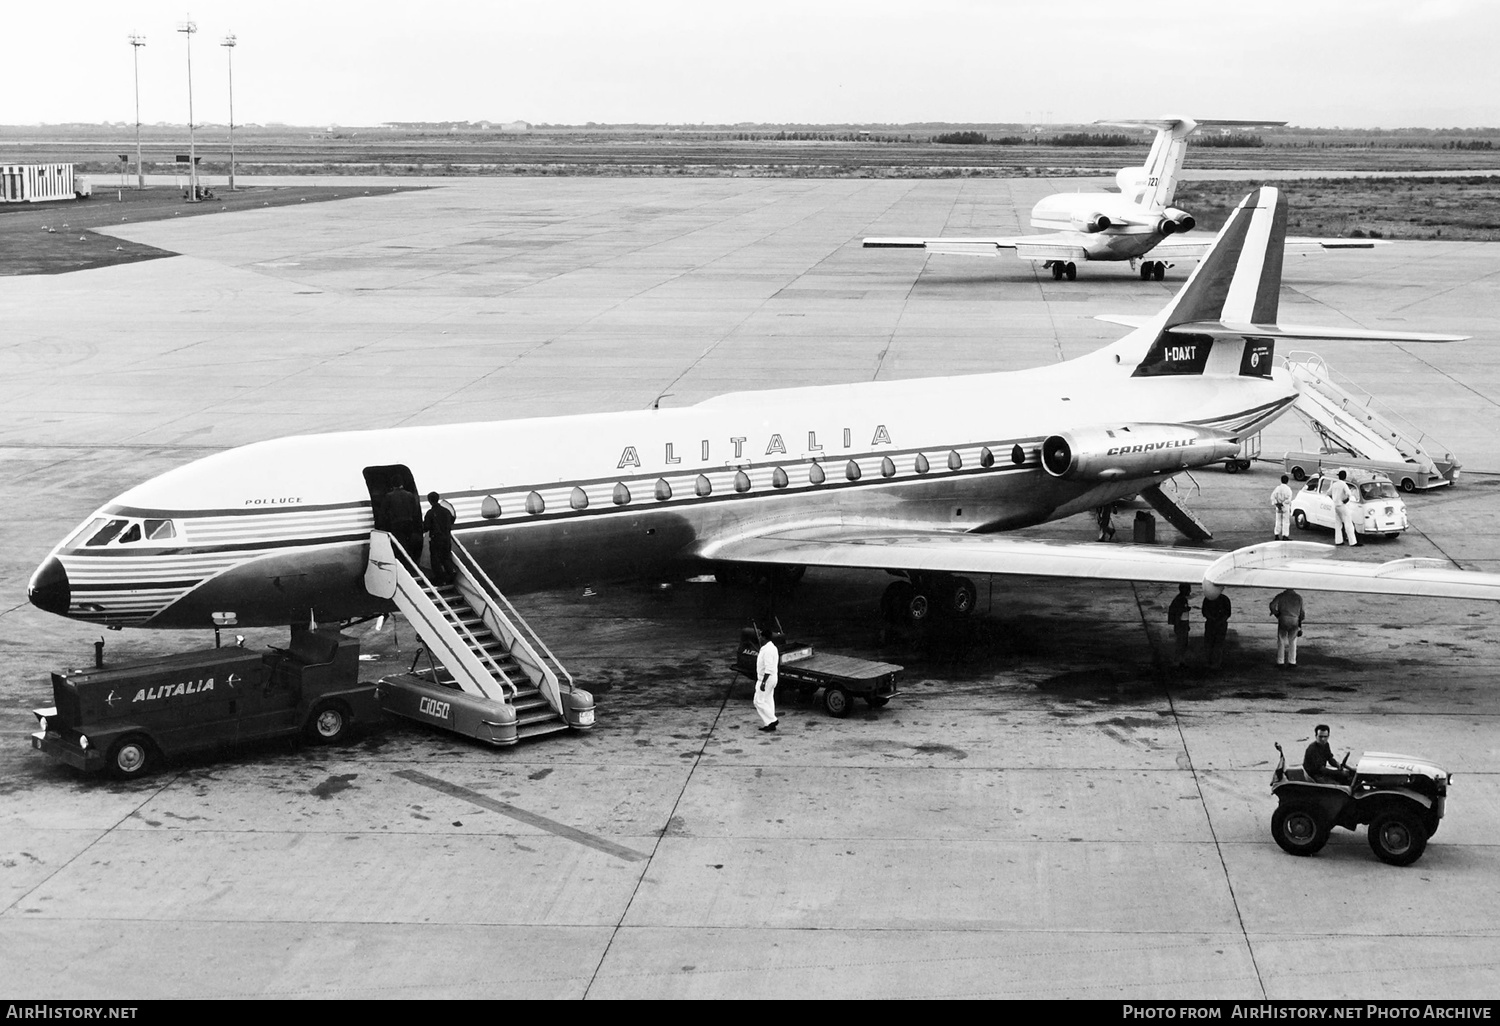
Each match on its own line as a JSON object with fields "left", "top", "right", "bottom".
{"left": 1400, "top": 478, "right": 1416, "bottom": 493}
{"left": 1290, "top": 466, "right": 1306, "bottom": 482}
{"left": 1369, "top": 810, "right": 1428, "bottom": 866}
{"left": 107, "top": 735, "right": 153, "bottom": 780}
{"left": 305, "top": 701, "right": 350, "bottom": 744}
{"left": 1272, "top": 804, "right": 1329, "bottom": 855}
{"left": 1292, "top": 510, "right": 1308, "bottom": 529}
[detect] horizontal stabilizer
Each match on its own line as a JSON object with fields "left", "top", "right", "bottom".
{"left": 1172, "top": 320, "right": 1469, "bottom": 343}
{"left": 863, "top": 236, "right": 1022, "bottom": 256}
{"left": 1095, "top": 118, "right": 1287, "bottom": 131}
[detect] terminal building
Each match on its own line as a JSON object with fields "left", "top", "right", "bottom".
{"left": 1, "top": 162, "right": 81, "bottom": 203}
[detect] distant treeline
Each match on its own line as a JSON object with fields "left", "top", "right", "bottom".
{"left": 931, "top": 131, "right": 1137, "bottom": 146}
{"left": 727, "top": 131, "right": 915, "bottom": 142}
{"left": 1195, "top": 133, "right": 1265, "bottom": 148}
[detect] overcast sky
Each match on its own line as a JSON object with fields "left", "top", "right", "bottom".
{"left": 3, "top": 0, "right": 1497, "bottom": 128}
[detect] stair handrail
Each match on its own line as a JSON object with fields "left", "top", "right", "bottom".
{"left": 453, "top": 538, "right": 576, "bottom": 693}
{"left": 376, "top": 531, "right": 518, "bottom": 700}
{"left": 1285, "top": 350, "right": 1453, "bottom": 464}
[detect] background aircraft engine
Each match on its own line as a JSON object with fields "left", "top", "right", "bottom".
{"left": 1071, "top": 213, "right": 1113, "bottom": 234}
{"left": 1156, "top": 208, "right": 1197, "bottom": 235}
{"left": 1041, "top": 425, "right": 1241, "bottom": 481}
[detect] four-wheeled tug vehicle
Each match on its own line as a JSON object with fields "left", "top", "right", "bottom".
{"left": 1270, "top": 742, "right": 1452, "bottom": 866}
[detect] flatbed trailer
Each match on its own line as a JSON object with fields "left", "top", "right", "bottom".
{"left": 733, "top": 628, "right": 902, "bottom": 717}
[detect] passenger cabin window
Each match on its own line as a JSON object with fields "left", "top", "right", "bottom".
{"left": 880, "top": 457, "right": 896, "bottom": 478}
{"left": 480, "top": 495, "right": 502, "bottom": 519}
{"left": 654, "top": 478, "right": 672, "bottom": 501}
{"left": 771, "top": 467, "right": 789, "bottom": 489}
{"left": 914, "top": 453, "right": 930, "bottom": 475}
{"left": 733, "top": 470, "right": 751, "bottom": 493}
{"left": 809, "top": 463, "right": 826, "bottom": 485}
{"left": 979, "top": 447, "right": 994, "bottom": 468}
{"left": 613, "top": 482, "right": 631, "bottom": 505}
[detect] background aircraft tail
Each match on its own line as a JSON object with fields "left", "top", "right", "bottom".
{"left": 1101, "top": 117, "right": 1285, "bottom": 212}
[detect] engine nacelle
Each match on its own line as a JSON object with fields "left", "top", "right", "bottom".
{"left": 1041, "top": 424, "right": 1241, "bottom": 482}
{"left": 1156, "top": 208, "right": 1196, "bottom": 235}
{"left": 1070, "top": 212, "right": 1112, "bottom": 234}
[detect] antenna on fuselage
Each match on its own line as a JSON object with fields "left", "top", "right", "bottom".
{"left": 651, "top": 392, "right": 674, "bottom": 410}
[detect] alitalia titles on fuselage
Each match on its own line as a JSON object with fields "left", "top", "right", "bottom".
{"left": 618, "top": 426, "right": 894, "bottom": 470}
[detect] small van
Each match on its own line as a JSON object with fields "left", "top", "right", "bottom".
{"left": 1288, "top": 469, "right": 1409, "bottom": 540}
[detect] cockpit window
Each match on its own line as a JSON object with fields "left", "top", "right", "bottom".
{"left": 85, "top": 519, "right": 128, "bottom": 546}
{"left": 117, "top": 523, "right": 142, "bottom": 544}
{"left": 145, "top": 519, "right": 176, "bottom": 540}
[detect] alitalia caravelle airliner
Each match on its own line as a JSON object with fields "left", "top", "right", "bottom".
{"left": 27, "top": 187, "right": 1500, "bottom": 634}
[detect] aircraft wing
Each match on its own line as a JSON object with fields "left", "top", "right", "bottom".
{"left": 863, "top": 233, "right": 1088, "bottom": 262}
{"left": 702, "top": 531, "right": 1500, "bottom": 601}
{"left": 1145, "top": 235, "right": 1389, "bottom": 264}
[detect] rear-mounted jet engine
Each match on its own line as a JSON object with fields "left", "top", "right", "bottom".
{"left": 1042, "top": 424, "right": 1240, "bottom": 481}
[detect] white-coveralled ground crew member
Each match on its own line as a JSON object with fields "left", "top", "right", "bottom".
{"left": 754, "top": 631, "right": 780, "bottom": 732}
{"left": 1268, "top": 588, "right": 1305, "bottom": 669}
{"left": 1330, "top": 470, "right": 1360, "bottom": 546}
{"left": 1271, "top": 475, "right": 1294, "bottom": 541}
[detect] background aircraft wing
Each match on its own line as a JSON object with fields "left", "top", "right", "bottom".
{"left": 703, "top": 532, "right": 1500, "bottom": 601}
{"left": 863, "top": 235, "right": 1026, "bottom": 256}
{"left": 863, "top": 233, "right": 1088, "bottom": 262}
{"left": 1137, "top": 235, "right": 1393, "bottom": 264}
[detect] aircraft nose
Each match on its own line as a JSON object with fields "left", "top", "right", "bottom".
{"left": 28, "top": 556, "right": 71, "bottom": 617}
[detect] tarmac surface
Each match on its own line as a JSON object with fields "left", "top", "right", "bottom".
{"left": 2, "top": 175, "right": 1499, "bottom": 1000}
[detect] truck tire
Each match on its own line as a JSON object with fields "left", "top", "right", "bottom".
{"left": 107, "top": 735, "right": 154, "bottom": 780}
{"left": 1292, "top": 510, "right": 1308, "bottom": 529}
{"left": 1399, "top": 478, "right": 1416, "bottom": 493}
{"left": 1368, "top": 810, "right": 1428, "bottom": 866}
{"left": 305, "top": 701, "right": 351, "bottom": 744}
{"left": 1290, "top": 466, "right": 1307, "bottom": 482}
{"left": 822, "top": 687, "right": 852, "bottom": 718}
{"left": 1271, "top": 804, "right": 1329, "bottom": 856}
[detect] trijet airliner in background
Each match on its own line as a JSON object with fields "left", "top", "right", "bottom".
{"left": 864, "top": 117, "right": 1386, "bottom": 281}
{"left": 28, "top": 187, "right": 1500, "bottom": 641}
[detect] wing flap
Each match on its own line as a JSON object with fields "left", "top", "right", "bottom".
{"left": 1206, "top": 542, "right": 1500, "bottom": 601}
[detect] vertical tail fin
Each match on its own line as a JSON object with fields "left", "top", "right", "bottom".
{"left": 1163, "top": 186, "right": 1287, "bottom": 328}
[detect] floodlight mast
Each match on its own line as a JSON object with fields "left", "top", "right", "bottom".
{"left": 178, "top": 18, "right": 198, "bottom": 202}
{"left": 221, "top": 33, "right": 236, "bottom": 191}
{"left": 129, "top": 34, "right": 146, "bottom": 190}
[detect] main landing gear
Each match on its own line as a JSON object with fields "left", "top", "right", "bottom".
{"left": 1138, "top": 260, "right": 1167, "bottom": 281}
{"left": 1046, "top": 260, "right": 1077, "bottom": 281}
{"left": 880, "top": 573, "right": 978, "bottom": 626}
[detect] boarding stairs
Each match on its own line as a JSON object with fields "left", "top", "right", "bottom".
{"left": 1282, "top": 352, "right": 1460, "bottom": 488}
{"left": 364, "top": 529, "right": 590, "bottom": 741}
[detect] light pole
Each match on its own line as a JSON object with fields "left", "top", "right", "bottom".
{"left": 178, "top": 18, "right": 198, "bottom": 201}
{"left": 129, "top": 33, "right": 146, "bottom": 189}
{"left": 221, "top": 32, "right": 236, "bottom": 191}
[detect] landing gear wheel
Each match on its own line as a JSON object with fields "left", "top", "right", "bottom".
{"left": 107, "top": 734, "right": 153, "bottom": 780}
{"left": 1225, "top": 459, "right": 1240, "bottom": 474}
{"left": 1290, "top": 466, "right": 1307, "bottom": 482}
{"left": 1140, "top": 262, "right": 1152, "bottom": 281}
{"left": 1400, "top": 478, "right": 1416, "bottom": 493}
{"left": 1369, "top": 810, "right": 1428, "bottom": 866}
{"left": 883, "top": 581, "right": 930, "bottom": 624}
{"left": 944, "top": 575, "right": 978, "bottom": 617}
{"left": 1292, "top": 510, "right": 1308, "bottom": 529}
{"left": 305, "top": 701, "right": 350, "bottom": 744}
{"left": 1153, "top": 262, "right": 1165, "bottom": 281}
{"left": 1050, "top": 262, "right": 1063, "bottom": 281}
{"left": 1064, "top": 261, "right": 1077, "bottom": 281}
{"left": 823, "top": 686, "right": 852, "bottom": 718}
{"left": 1271, "top": 804, "right": 1330, "bottom": 856}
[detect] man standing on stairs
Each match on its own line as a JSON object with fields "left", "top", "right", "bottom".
{"left": 754, "top": 630, "right": 781, "bottom": 732}
{"left": 425, "top": 491, "right": 457, "bottom": 584}
{"left": 384, "top": 482, "right": 424, "bottom": 562}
